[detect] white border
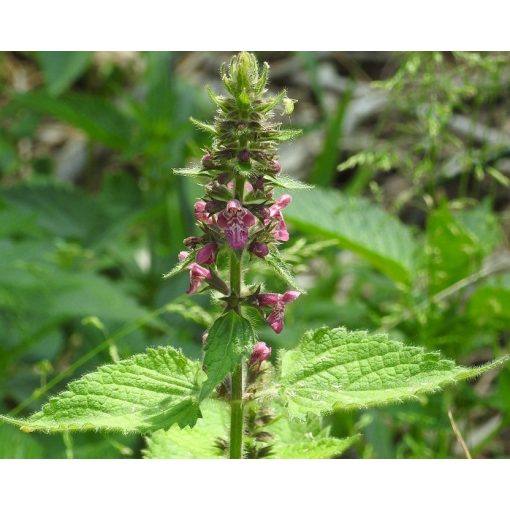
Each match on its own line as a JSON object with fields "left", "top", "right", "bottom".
{"left": 2, "top": 1, "right": 510, "bottom": 50}
{"left": 0, "top": 459, "right": 508, "bottom": 509}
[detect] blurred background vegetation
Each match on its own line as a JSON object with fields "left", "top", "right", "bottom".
{"left": 0, "top": 51, "right": 509, "bottom": 459}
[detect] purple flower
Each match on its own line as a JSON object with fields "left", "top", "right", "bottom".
{"left": 201, "top": 154, "right": 214, "bottom": 169}
{"left": 268, "top": 194, "right": 292, "bottom": 242}
{"left": 256, "top": 290, "right": 300, "bottom": 334}
{"left": 249, "top": 341, "right": 272, "bottom": 368}
{"left": 217, "top": 199, "right": 256, "bottom": 250}
{"left": 238, "top": 149, "right": 250, "bottom": 163}
{"left": 249, "top": 241, "right": 269, "bottom": 258}
{"left": 194, "top": 200, "right": 213, "bottom": 224}
{"left": 271, "top": 160, "right": 282, "bottom": 174}
{"left": 179, "top": 251, "right": 212, "bottom": 294}
{"left": 196, "top": 242, "right": 218, "bottom": 265}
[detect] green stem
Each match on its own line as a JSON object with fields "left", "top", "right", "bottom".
{"left": 230, "top": 362, "right": 243, "bottom": 459}
{"left": 229, "top": 176, "right": 244, "bottom": 459}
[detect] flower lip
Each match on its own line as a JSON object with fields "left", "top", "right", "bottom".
{"left": 249, "top": 341, "right": 272, "bottom": 367}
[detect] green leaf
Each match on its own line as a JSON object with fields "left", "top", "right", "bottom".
{"left": 264, "top": 246, "right": 304, "bottom": 292}
{"left": 172, "top": 167, "right": 209, "bottom": 178}
{"left": 144, "top": 399, "right": 228, "bottom": 459}
{"left": 163, "top": 250, "right": 196, "bottom": 279}
{"left": 200, "top": 311, "right": 255, "bottom": 400}
{"left": 468, "top": 276, "right": 510, "bottom": 330}
{"left": 189, "top": 117, "right": 217, "bottom": 135}
{"left": 285, "top": 188, "right": 417, "bottom": 284}
{"left": 309, "top": 87, "right": 352, "bottom": 186}
{"left": 144, "top": 398, "right": 357, "bottom": 459}
{"left": 36, "top": 52, "right": 93, "bottom": 96}
{"left": 266, "top": 413, "right": 358, "bottom": 459}
{"left": 265, "top": 174, "right": 313, "bottom": 190}
{"left": 279, "top": 327, "right": 508, "bottom": 419}
{"left": 426, "top": 208, "right": 484, "bottom": 293}
{"left": 0, "top": 425, "right": 44, "bottom": 459}
{"left": 11, "top": 91, "right": 132, "bottom": 150}
{"left": 1, "top": 347, "right": 206, "bottom": 434}
{"left": 274, "top": 129, "right": 302, "bottom": 141}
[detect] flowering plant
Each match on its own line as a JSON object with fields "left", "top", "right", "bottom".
{"left": 1, "top": 52, "right": 506, "bottom": 459}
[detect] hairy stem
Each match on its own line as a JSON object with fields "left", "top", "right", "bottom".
{"left": 230, "top": 362, "right": 243, "bottom": 459}
{"left": 229, "top": 176, "right": 245, "bottom": 459}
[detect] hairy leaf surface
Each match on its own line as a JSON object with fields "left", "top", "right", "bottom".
{"left": 1, "top": 347, "right": 205, "bottom": 434}
{"left": 145, "top": 399, "right": 357, "bottom": 459}
{"left": 279, "top": 327, "right": 507, "bottom": 418}
{"left": 200, "top": 312, "right": 255, "bottom": 399}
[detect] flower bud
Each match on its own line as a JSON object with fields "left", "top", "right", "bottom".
{"left": 249, "top": 242, "right": 269, "bottom": 258}
{"left": 183, "top": 236, "right": 201, "bottom": 248}
{"left": 201, "top": 154, "right": 215, "bottom": 169}
{"left": 249, "top": 341, "right": 272, "bottom": 367}
{"left": 271, "top": 160, "right": 282, "bottom": 174}
{"left": 196, "top": 242, "right": 218, "bottom": 265}
{"left": 238, "top": 149, "right": 250, "bottom": 163}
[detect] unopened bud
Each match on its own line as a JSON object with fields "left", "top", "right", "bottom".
{"left": 249, "top": 242, "right": 269, "bottom": 258}
{"left": 249, "top": 341, "right": 272, "bottom": 368}
{"left": 238, "top": 149, "right": 250, "bottom": 163}
{"left": 201, "top": 154, "right": 215, "bottom": 169}
{"left": 271, "top": 160, "right": 282, "bottom": 174}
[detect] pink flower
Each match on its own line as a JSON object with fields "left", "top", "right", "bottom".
{"left": 249, "top": 341, "right": 272, "bottom": 368}
{"left": 249, "top": 241, "right": 269, "bottom": 258}
{"left": 256, "top": 290, "right": 300, "bottom": 334}
{"left": 268, "top": 194, "right": 292, "bottom": 242}
{"left": 217, "top": 199, "right": 256, "bottom": 250}
{"left": 194, "top": 200, "right": 213, "bottom": 224}
{"left": 196, "top": 242, "right": 218, "bottom": 265}
{"left": 178, "top": 251, "right": 212, "bottom": 294}
{"left": 271, "top": 160, "right": 282, "bottom": 174}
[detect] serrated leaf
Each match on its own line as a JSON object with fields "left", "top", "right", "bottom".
{"left": 1, "top": 347, "right": 206, "bottom": 434}
{"left": 189, "top": 117, "right": 217, "bottom": 135}
{"left": 200, "top": 311, "right": 256, "bottom": 400}
{"left": 144, "top": 400, "right": 228, "bottom": 459}
{"left": 144, "top": 398, "right": 356, "bottom": 459}
{"left": 163, "top": 250, "right": 196, "bottom": 279}
{"left": 275, "top": 436, "right": 358, "bottom": 459}
{"left": 275, "top": 129, "right": 302, "bottom": 141}
{"left": 285, "top": 188, "right": 417, "bottom": 284}
{"left": 265, "top": 412, "right": 358, "bottom": 459}
{"left": 264, "top": 246, "right": 303, "bottom": 292}
{"left": 265, "top": 174, "right": 313, "bottom": 190}
{"left": 279, "top": 327, "right": 508, "bottom": 419}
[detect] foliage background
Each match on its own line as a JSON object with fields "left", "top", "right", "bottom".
{"left": 0, "top": 51, "right": 509, "bottom": 459}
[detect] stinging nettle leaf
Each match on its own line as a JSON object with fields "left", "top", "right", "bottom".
{"left": 278, "top": 327, "right": 508, "bottom": 419}
{"left": 144, "top": 399, "right": 229, "bottom": 459}
{"left": 189, "top": 117, "right": 217, "bottom": 135}
{"left": 286, "top": 188, "right": 417, "bottom": 284}
{"left": 1, "top": 347, "right": 206, "bottom": 434}
{"left": 144, "top": 398, "right": 357, "bottom": 459}
{"left": 264, "top": 246, "right": 304, "bottom": 292}
{"left": 274, "top": 129, "right": 302, "bottom": 141}
{"left": 265, "top": 174, "right": 314, "bottom": 190}
{"left": 200, "top": 311, "right": 256, "bottom": 400}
